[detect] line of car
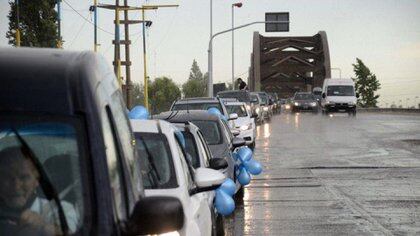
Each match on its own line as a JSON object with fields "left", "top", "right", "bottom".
{"left": 0, "top": 48, "right": 268, "bottom": 236}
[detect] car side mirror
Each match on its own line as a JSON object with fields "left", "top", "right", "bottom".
{"left": 232, "top": 137, "right": 246, "bottom": 148}
{"left": 322, "top": 93, "right": 326, "bottom": 98}
{"left": 209, "top": 158, "right": 228, "bottom": 170}
{"left": 231, "top": 129, "right": 240, "bottom": 137}
{"left": 127, "top": 196, "right": 184, "bottom": 235}
{"left": 228, "top": 113, "right": 238, "bottom": 120}
{"left": 190, "top": 167, "right": 225, "bottom": 194}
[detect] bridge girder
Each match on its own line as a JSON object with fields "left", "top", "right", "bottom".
{"left": 248, "top": 31, "right": 331, "bottom": 98}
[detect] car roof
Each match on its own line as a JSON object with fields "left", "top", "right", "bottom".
{"left": 155, "top": 110, "right": 220, "bottom": 123}
{"left": 130, "top": 119, "right": 177, "bottom": 134}
{"left": 0, "top": 47, "right": 118, "bottom": 115}
{"left": 295, "top": 92, "right": 312, "bottom": 95}
{"left": 224, "top": 101, "right": 245, "bottom": 106}
{"left": 174, "top": 97, "right": 219, "bottom": 104}
{"left": 217, "top": 90, "right": 249, "bottom": 94}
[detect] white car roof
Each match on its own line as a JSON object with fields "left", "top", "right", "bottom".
{"left": 324, "top": 78, "right": 355, "bottom": 86}
{"left": 224, "top": 101, "right": 246, "bottom": 106}
{"left": 130, "top": 119, "right": 178, "bottom": 134}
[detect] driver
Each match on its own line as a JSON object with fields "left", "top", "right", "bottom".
{"left": 0, "top": 147, "right": 78, "bottom": 235}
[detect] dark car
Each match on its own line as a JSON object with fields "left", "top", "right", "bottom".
{"left": 155, "top": 111, "right": 246, "bottom": 194}
{"left": 291, "top": 92, "right": 320, "bottom": 113}
{"left": 0, "top": 48, "right": 183, "bottom": 236}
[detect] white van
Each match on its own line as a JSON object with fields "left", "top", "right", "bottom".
{"left": 321, "top": 78, "right": 358, "bottom": 116}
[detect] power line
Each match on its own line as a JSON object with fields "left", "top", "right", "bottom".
{"left": 69, "top": 13, "right": 89, "bottom": 47}
{"left": 62, "top": 0, "right": 114, "bottom": 35}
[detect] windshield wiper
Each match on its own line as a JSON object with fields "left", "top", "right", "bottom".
{"left": 12, "top": 128, "right": 69, "bottom": 235}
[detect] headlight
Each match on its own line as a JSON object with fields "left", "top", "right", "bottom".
{"left": 285, "top": 104, "right": 291, "bottom": 109}
{"left": 310, "top": 102, "right": 317, "bottom": 107}
{"left": 246, "top": 105, "right": 251, "bottom": 110}
{"left": 240, "top": 123, "right": 252, "bottom": 131}
{"left": 263, "top": 107, "right": 268, "bottom": 111}
{"left": 294, "top": 102, "right": 299, "bottom": 106}
{"left": 255, "top": 108, "right": 260, "bottom": 113}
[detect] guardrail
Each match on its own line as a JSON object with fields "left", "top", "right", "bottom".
{"left": 357, "top": 108, "right": 420, "bottom": 114}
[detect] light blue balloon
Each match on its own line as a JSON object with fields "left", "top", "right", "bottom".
{"left": 232, "top": 152, "right": 239, "bottom": 161}
{"left": 237, "top": 166, "right": 251, "bottom": 185}
{"left": 175, "top": 131, "right": 186, "bottom": 148}
{"left": 237, "top": 146, "right": 252, "bottom": 163}
{"left": 219, "top": 179, "right": 236, "bottom": 197}
{"left": 244, "top": 159, "right": 263, "bottom": 175}
{"left": 214, "top": 189, "right": 235, "bottom": 216}
{"left": 129, "top": 106, "right": 149, "bottom": 120}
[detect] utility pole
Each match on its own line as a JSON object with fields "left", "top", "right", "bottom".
{"left": 15, "top": 0, "right": 20, "bottom": 47}
{"left": 57, "top": 0, "right": 62, "bottom": 48}
{"left": 96, "top": 3, "right": 177, "bottom": 109}
{"left": 92, "top": 0, "right": 99, "bottom": 52}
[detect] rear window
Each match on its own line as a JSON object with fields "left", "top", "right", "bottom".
{"left": 226, "top": 105, "right": 248, "bottom": 117}
{"left": 218, "top": 91, "right": 250, "bottom": 102}
{"left": 134, "top": 133, "right": 177, "bottom": 189}
{"left": 191, "top": 120, "right": 222, "bottom": 145}
{"left": 172, "top": 102, "right": 222, "bottom": 112}
{"left": 294, "top": 93, "right": 314, "bottom": 100}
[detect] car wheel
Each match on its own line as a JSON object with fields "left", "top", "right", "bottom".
{"left": 211, "top": 211, "right": 225, "bottom": 236}
{"left": 249, "top": 141, "right": 256, "bottom": 150}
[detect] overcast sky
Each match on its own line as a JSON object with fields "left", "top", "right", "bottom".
{"left": 1, "top": 0, "right": 420, "bottom": 107}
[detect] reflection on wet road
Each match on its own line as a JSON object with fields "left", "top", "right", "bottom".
{"left": 224, "top": 112, "right": 420, "bottom": 235}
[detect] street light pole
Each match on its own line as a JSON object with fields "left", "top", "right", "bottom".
{"left": 231, "top": 3, "right": 242, "bottom": 90}
{"left": 207, "top": 20, "right": 289, "bottom": 97}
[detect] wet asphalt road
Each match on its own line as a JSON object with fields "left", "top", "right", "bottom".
{"left": 224, "top": 112, "right": 420, "bottom": 236}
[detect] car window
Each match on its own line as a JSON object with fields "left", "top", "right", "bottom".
{"left": 109, "top": 93, "right": 142, "bottom": 197}
{"left": 192, "top": 120, "right": 223, "bottom": 145}
{"left": 172, "top": 102, "right": 222, "bottom": 113}
{"left": 327, "top": 86, "right": 355, "bottom": 96}
{"left": 103, "top": 107, "right": 129, "bottom": 221}
{"left": 173, "top": 135, "right": 195, "bottom": 191}
{"left": 226, "top": 105, "right": 248, "bottom": 117}
{"left": 182, "top": 131, "right": 200, "bottom": 168}
{"left": 0, "top": 115, "right": 86, "bottom": 234}
{"left": 294, "top": 93, "right": 314, "bottom": 100}
{"left": 220, "top": 120, "right": 233, "bottom": 142}
{"left": 196, "top": 131, "right": 211, "bottom": 167}
{"left": 134, "top": 133, "right": 177, "bottom": 189}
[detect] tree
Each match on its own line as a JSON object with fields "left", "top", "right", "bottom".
{"left": 189, "top": 59, "right": 204, "bottom": 80}
{"left": 7, "top": 0, "right": 61, "bottom": 47}
{"left": 149, "top": 77, "right": 181, "bottom": 114}
{"left": 131, "top": 82, "right": 145, "bottom": 107}
{"left": 352, "top": 58, "right": 381, "bottom": 107}
{"left": 183, "top": 60, "right": 208, "bottom": 97}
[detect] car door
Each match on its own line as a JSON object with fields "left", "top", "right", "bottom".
{"left": 174, "top": 135, "right": 212, "bottom": 236}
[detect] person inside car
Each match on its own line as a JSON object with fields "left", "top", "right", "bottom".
{"left": 0, "top": 147, "right": 78, "bottom": 236}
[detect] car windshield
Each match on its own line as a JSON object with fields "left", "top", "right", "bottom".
{"left": 0, "top": 116, "right": 85, "bottom": 234}
{"left": 172, "top": 102, "right": 222, "bottom": 112}
{"left": 191, "top": 120, "right": 222, "bottom": 145}
{"left": 258, "top": 93, "right": 268, "bottom": 104}
{"left": 294, "top": 93, "right": 314, "bottom": 100}
{"left": 250, "top": 94, "right": 259, "bottom": 104}
{"left": 218, "top": 91, "right": 250, "bottom": 102}
{"left": 226, "top": 105, "right": 248, "bottom": 117}
{"left": 327, "top": 86, "right": 355, "bottom": 96}
{"left": 181, "top": 131, "right": 200, "bottom": 168}
{"left": 135, "top": 133, "right": 177, "bottom": 189}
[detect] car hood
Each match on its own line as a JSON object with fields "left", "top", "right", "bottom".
{"left": 294, "top": 100, "right": 317, "bottom": 104}
{"left": 234, "top": 117, "right": 251, "bottom": 127}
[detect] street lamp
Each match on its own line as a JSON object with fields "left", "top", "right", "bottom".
{"left": 231, "top": 2, "right": 242, "bottom": 90}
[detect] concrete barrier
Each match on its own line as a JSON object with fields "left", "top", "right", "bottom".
{"left": 357, "top": 108, "right": 420, "bottom": 114}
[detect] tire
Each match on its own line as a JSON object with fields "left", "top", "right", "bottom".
{"left": 249, "top": 141, "right": 256, "bottom": 150}
{"left": 235, "top": 186, "right": 244, "bottom": 203}
{"left": 211, "top": 211, "right": 225, "bottom": 236}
